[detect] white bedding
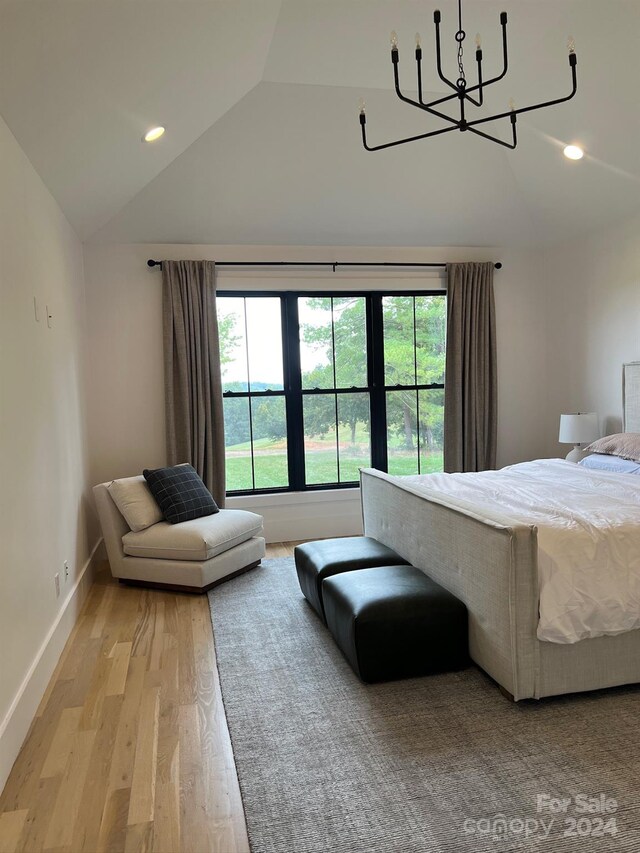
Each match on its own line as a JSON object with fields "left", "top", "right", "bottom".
{"left": 396, "top": 460, "right": 640, "bottom": 644}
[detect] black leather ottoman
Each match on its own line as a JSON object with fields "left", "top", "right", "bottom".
{"left": 323, "top": 565, "right": 469, "bottom": 683}
{"left": 294, "top": 537, "right": 408, "bottom": 622}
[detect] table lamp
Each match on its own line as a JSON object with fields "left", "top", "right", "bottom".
{"left": 559, "top": 412, "right": 599, "bottom": 463}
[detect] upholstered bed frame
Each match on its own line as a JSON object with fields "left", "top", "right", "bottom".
{"left": 361, "top": 363, "right": 640, "bottom": 700}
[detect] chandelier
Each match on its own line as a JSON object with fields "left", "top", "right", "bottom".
{"left": 359, "top": 0, "right": 578, "bottom": 151}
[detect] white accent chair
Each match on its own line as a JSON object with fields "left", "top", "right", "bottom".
{"left": 93, "top": 481, "right": 265, "bottom": 593}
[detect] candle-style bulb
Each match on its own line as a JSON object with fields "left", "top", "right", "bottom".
{"left": 508, "top": 98, "right": 516, "bottom": 112}
{"left": 475, "top": 33, "right": 481, "bottom": 49}
{"left": 359, "top": 98, "right": 366, "bottom": 114}
{"left": 390, "top": 30, "right": 398, "bottom": 49}
{"left": 415, "top": 32, "right": 422, "bottom": 48}
{"left": 567, "top": 36, "right": 576, "bottom": 54}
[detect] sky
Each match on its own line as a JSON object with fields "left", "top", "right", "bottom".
{"left": 217, "top": 296, "right": 332, "bottom": 387}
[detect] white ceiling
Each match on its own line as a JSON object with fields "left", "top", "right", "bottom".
{"left": 0, "top": 0, "right": 638, "bottom": 247}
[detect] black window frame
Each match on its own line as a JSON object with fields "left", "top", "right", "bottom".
{"left": 220, "top": 290, "right": 445, "bottom": 496}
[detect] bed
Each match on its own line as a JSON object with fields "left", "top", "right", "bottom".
{"left": 360, "top": 363, "right": 640, "bottom": 700}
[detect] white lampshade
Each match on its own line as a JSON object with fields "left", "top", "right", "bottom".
{"left": 559, "top": 412, "right": 599, "bottom": 445}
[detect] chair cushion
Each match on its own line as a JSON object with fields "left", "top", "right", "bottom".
{"left": 143, "top": 463, "right": 219, "bottom": 524}
{"left": 323, "top": 565, "right": 469, "bottom": 683}
{"left": 122, "top": 509, "right": 263, "bottom": 561}
{"left": 107, "top": 475, "right": 163, "bottom": 532}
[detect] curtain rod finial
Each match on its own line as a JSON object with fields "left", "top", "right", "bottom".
{"left": 495, "top": 262, "right": 502, "bottom": 270}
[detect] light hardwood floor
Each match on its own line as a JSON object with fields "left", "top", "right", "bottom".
{"left": 0, "top": 542, "right": 299, "bottom": 853}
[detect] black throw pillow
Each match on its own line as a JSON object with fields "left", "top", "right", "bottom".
{"left": 143, "top": 464, "right": 219, "bottom": 524}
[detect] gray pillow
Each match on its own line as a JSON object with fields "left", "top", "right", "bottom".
{"left": 584, "top": 433, "right": 640, "bottom": 463}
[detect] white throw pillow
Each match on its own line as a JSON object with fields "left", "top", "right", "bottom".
{"left": 107, "top": 475, "right": 163, "bottom": 532}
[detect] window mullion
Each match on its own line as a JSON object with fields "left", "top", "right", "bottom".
{"left": 330, "top": 298, "right": 341, "bottom": 483}
{"left": 247, "top": 394, "right": 256, "bottom": 490}
{"left": 413, "top": 299, "right": 421, "bottom": 475}
{"left": 282, "top": 294, "right": 305, "bottom": 491}
{"left": 367, "top": 295, "right": 388, "bottom": 473}
{"left": 241, "top": 298, "right": 257, "bottom": 490}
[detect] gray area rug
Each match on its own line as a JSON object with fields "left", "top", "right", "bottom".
{"left": 209, "top": 558, "right": 640, "bottom": 852}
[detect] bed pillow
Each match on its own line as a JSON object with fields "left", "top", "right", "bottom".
{"left": 584, "top": 433, "right": 640, "bottom": 463}
{"left": 579, "top": 453, "right": 640, "bottom": 475}
{"left": 107, "top": 475, "right": 164, "bottom": 532}
{"left": 143, "top": 463, "right": 219, "bottom": 524}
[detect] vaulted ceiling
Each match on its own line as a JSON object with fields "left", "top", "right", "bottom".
{"left": 0, "top": 0, "right": 638, "bottom": 247}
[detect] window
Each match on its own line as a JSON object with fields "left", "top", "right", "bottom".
{"left": 219, "top": 291, "right": 445, "bottom": 494}
{"left": 382, "top": 296, "right": 445, "bottom": 476}
{"left": 218, "top": 296, "right": 288, "bottom": 491}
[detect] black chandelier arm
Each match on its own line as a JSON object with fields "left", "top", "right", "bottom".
{"left": 453, "top": 12, "right": 509, "bottom": 102}
{"left": 462, "top": 51, "right": 484, "bottom": 107}
{"left": 419, "top": 88, "right": 461, "bottom": 110}
{"left": 359, "top": 112, "right": 459, "bottom": 152}
{"left": 419, "top": 86, "right": 458, "bottom": 110}
{"left": 465, "top": 53, "right": 577, "bottom": 131}
{"left": 433, "top": 11, "right": 461, "bottom": 94}
{"left": 414, "top": 47, "right": 456, "bottom": 111}
{"left": 468, "top": 113, "right": 517, "bottom": 149}
{"left": 417, "top": 52, "right": 483, "bottom": 110}
{"left": 432, "top": 4, "right": 485, "bottom": 110}
{"left": 420, "top": 11, "right": 509, "bottom": 112}
{"left": 392, "top": 51, "right": 458, "bottom": 126}
{"left": 418, "top": 10, "right": 509, "bottom": 113}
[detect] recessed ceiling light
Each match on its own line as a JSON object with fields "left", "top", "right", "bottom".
{"left": 143, "top": 126, "right": 165, "bottom": 143}
{"left": 563, "top": 144, "right": 584, "bottom": 160}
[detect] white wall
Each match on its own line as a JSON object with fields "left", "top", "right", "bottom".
{"left": 541, "top": 214, "right": 640, "bottom": 448}
{"left": 83, "top": 242, "right": 550, "bottom": 540}
{"left": 0, "top": 115, "right": 98, "bottom": 788}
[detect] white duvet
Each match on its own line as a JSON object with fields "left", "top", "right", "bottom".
{"left": 398, "top": 460, "right": 640, "bottom": 644}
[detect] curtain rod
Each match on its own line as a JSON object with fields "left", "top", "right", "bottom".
{"left": 147, "top": 259, "right": 502, "bottom": 271}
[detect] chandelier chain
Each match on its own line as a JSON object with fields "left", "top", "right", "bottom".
{"left": 457, "top": 38, "right": 465, "bottom": 84}
{"left": 456, "top": 0, "right": 466, "bottom": 85}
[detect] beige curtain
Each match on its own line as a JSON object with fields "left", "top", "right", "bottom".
{"left": 444, "top": 262, "right": 497, "bottom": 473}
{"left": 162, "top": 260, "right": 226, "bottom": 506}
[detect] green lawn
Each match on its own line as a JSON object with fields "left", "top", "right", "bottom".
{"left": 225, "top": 445, "right": 443, "bottom": 492}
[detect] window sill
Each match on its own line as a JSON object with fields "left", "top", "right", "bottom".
{"left": 226, "top": 487, "right": 360, "bottom": 509}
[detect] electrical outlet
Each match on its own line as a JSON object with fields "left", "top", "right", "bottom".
{"left": 46, "top": 305, "right": 53, "bottom": 329}
{"left": 54, "top": 573, "right": 60, "bottom": 598}
{"left": 64, "top": 560, "right": 70, "bottom": 580}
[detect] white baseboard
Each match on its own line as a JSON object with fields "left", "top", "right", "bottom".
{"left": 0, "top": 538, "right": 103, "bottom": 793}
{"left": 226, "top": 488, "right": 364, "bottom": 543}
